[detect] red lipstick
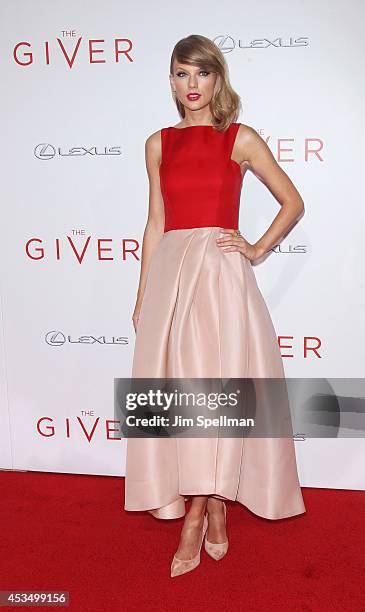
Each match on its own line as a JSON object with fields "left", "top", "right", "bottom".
{"left": 187, "top": 93, "right": 201, "bottom": 101}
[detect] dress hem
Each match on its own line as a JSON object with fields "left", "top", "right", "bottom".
{"left": 124, "top": 492, "right": 307, "bottom": 522}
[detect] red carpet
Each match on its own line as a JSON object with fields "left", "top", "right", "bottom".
{"left": 0, "top": 471, "right": 364, "bottom": 611}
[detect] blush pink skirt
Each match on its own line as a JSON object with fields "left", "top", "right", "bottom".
{"left": 124, "top": 226, "right": 306, "bottom": 520}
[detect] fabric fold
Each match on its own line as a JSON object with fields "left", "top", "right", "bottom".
{"left": 125, "top": 226, "right": 306, "bottom": 520}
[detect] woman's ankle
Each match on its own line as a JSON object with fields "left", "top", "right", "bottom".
{"left": 207, "top": 498, "right": 224, "bottom": 515}
{"left": 185, "top": 510, "right": 205, "bottom": 525}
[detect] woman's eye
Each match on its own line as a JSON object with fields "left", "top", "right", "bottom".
{"left": 176, "top": 71, "right": 210, "bottom": 77}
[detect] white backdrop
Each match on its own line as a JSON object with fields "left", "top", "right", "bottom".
{"left": 1, "top": 0, "right": 364, "bottom": 489}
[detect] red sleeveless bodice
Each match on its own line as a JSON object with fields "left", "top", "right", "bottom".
{"left": 159, "top": 123, "right": 243, "bottom": 233}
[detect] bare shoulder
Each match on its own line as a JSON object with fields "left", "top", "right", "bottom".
{"left": 145, "top": 128, "right": 162, "bottom": 152}
{"left": 236, "top": 123, "right": 264, "bottom": 148}
{"left": 235, "top": 123, "right": 273, "bottom": 165}
{"left": 144, "top": 129, "right": 163, "bottom": 166}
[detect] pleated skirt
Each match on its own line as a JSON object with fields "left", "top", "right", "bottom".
{"left": 124, "top": 226, "right": 306, "bottom": 520}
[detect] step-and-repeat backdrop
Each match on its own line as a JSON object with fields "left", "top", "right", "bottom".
{"left": 1, "top": 1, "right": 364, "bottom": 489}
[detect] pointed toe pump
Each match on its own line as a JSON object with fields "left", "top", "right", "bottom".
{"left": 170, "top": 514, "right": 208, "bottom": 578}
{"left": 204, "top": 501, "right": 229, "bottom": 561}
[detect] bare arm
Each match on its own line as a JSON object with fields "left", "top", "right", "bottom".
{"left": 132, "top": 130, "right": 165, "bottom": 330}
{"left": 217, "top": 124, "right": 305, "bottom": 260}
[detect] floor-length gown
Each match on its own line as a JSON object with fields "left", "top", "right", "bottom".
{"left": 124, "top": 122, "right": 306, "bottom": 520}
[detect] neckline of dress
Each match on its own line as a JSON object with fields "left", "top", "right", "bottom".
{"left": 168, "top": 123, "right": 237, "bottom": 131}
{"left": 169, "top": 125, "right": 215, "bottom": 130}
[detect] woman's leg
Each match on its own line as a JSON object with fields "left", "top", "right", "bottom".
{"left": 206, "top": 497, "right": 227, "bottom": 544}
{"left": 174, "top": 495, "right": 208, "bottom": 560}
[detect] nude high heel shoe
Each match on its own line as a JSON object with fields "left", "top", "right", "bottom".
{"left": 170, "top": 514, "right": 208, "bottom": 578}
{"left": 204, "top": 501, "right": 229, "bottom": 561}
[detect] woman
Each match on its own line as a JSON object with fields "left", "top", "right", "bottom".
{"left": 124, "top": 34, "right": 306, "bottom": 577}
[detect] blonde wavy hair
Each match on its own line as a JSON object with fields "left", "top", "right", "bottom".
{"left": 169, "top": 34, "right": 242, "bottom": 132}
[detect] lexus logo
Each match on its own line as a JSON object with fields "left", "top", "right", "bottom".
{"left": 34, "top": 144, "right": 56, "bottom": 160}
{"left": 213, "top": 35, "right": 235, "bottom": 54}
{"left": 213, "top": 35, "right": 308, "bottom": 53}
{"left": 45, "top": 331, "right": 66, "bottom": 345}
{"left": 34, "top": 144, "right": 122, "bottom": 160}
{"left": 45, "top": 331, "right": 128, "bottom": 346}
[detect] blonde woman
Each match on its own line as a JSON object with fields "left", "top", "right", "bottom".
{"left": 124, "top": 34, "right": 306, "bottom": 577}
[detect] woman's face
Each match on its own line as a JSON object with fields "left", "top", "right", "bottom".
{"left": 170, "top": 60, "right": 218, "bottom": 111}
